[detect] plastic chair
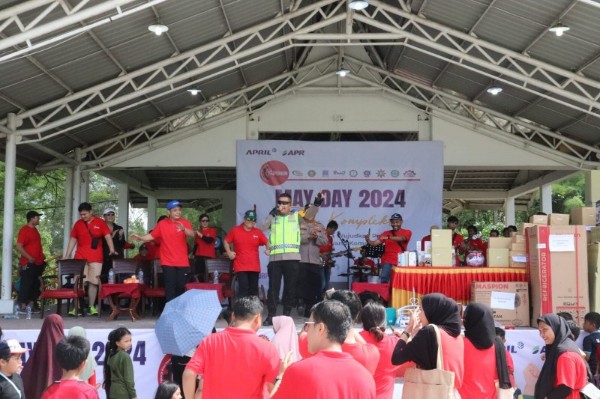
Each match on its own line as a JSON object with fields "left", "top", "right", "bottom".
{"left": 39, "top": 259, "right": 86, "bottom": 318}
{"left": 141, "top": 259, "right": 165, "bottom": 315}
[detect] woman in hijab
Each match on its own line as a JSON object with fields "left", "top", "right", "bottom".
{"left": 534, "top": 313, "right": 589, "bottom": 399}
{"left": 68, "top": 326, "right": 98, "bottom": 386}
{"left": 391, "top": 293, "right": 464, "bottom": 390}
{"left": 459, "top": 303, "right": 511, "bottom": 399}
{"left": 271, "top": 316, "right": 301, "bottom": 362}
{"left": 21, "top": 314, "right": 65, "bottom": 399}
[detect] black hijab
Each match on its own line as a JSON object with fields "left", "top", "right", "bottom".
{"left": 421, "top": 293, "right": 462, "bottom": 337}
{"left": 392, "top": 293, "right": 461, "bottom": 369}
{"left": 534, "top": 313, "right": 590, "bottom": 399}
{"left": 464, "top": 303, "right": 511, "bottom": 389}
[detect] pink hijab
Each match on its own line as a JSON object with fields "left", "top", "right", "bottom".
{"left": 271, "top": 316, "right": 300, "bottom": 362}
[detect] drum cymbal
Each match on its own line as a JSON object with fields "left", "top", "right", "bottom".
{"left": 350, "top": 266, "right": 371, "bottom": 271}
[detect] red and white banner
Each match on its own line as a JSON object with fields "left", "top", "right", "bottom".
{"left": 236, "top": 140, "right": 444, "bottom": 283}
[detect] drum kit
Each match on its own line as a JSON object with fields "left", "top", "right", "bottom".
{"left": 337, "top": 245, "right": 383, "bottom": 282}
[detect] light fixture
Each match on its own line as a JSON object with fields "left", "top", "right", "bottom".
{"left": 487, "top": 87, "right": 503, "bottom": 95}
{"left": 187, "top": 89, "right": 201, "bottom": 95}
{"left": 336, "top": 68, "right": 350, "bottom": 77}
{"left": 548, "top": 21, "right": 570, "bottom": 37}
{"left": 348, "top": 0, "right": 369, "bottom": 10}
{"left": 148, "top": 24, "right": 169, "bottom": 36}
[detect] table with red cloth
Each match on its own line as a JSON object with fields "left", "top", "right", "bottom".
{"left": 390, "top": 266, "right": 527, "bottom": 308}
{"left": 99, "top": 283, "right": 142, "bottom": 321}
{"left": 184, "top": 282, "right": 225, "bottom": 302}
{"left": 352, "top": 282, "right": 390, "bottom": 302}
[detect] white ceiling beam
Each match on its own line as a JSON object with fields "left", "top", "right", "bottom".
{"left": 99, "top": 170, "right": 155, "bottom": 199}
{"left": 507, "top": 170, "right": 577, "bottom": 198}
{"left": 443, "top": 191, "right": 507, "bottom": 200}
{"left": 143, "top": 190, "right": 235, "bottom": 200}
{"left": 1, "top": 0, "right": 344, "bottom": 137}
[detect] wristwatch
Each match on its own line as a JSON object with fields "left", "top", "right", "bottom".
{"left": 402, "top": 331, "right": 410, "bottom": 338}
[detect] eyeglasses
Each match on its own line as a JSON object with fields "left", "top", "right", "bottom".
{"left": 303, "top": 321, "right": 316, "bottom": 331}
{"left": 277, "top": 201, "right": 291, "bottom": 205}
{"left": 200, "top": 219, "right": 209, "bottom": 222}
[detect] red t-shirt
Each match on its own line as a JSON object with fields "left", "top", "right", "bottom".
{"left": 194, "top": 227, "right": 217, "bottom": 258}
{"left": 150, "top": 218, "right": 192, "bottom": 267}
{"left": 359, "top": 331, "right": 401, "bottom": 399}
{"left": 145, "top": 239, "right": 161, "bottom": 260}
{"left": 377, "top": 229, "right": 412, "bottom": 265}
{"left": 458, "top": 339, "right": 497, "bottom": 399}
{"left": 319, "top": 235, "right": 334, "bottom": 253}
{"left": 70, "top": 217, "right": 110, "bottom": 263}
{"left": 554, "top": 351, "right": 588, "bottom": 399}
{"left": 41, "top": 379, "right": 99, "bottom": 399}
{"left": 17, "top": 225, "right": 45, "bottom": 266}
{"left": 186, "top": 327, "right": 280, "bottom": 399}
{"left": 224, "top": 225, "right": 268, "bottom": 273}
{"left": 439, "top": 329, "right": 464, "bottom": 389}
{"left": 298, "top": 332, "right": 379, "bottom": 375}
{"left": 273, "top": 351, "right": 376, "bottom": 399}
{"left": 506, "top": 349, "right": 516, "bottom": 387}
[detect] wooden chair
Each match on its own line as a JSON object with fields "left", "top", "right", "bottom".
{"left": 141, "top": 259, "right": 165, "bottom": 315}
{"left": 39, "top": 259, "right": 86, "bottom": 318}
{"left": 205, "top": 258, "right": 235, "bottom": 305}
{"left": 100, "top": 259, "right": 139, "bottom": 318}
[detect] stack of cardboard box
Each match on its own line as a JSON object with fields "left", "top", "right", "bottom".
{"left": 572, "top": 207, "right": 600, "bottom": 312}
{"left": 486, "top": 237, "right": 510, "bottom": 267}
{"left": 430, "top": 229, "right": 453, "bottom": 266}
{"left": 471, "top": 281, "right": 529, "bottom": 327}
{"left": 509, "top": 233, "right": 527, "bottom": 268}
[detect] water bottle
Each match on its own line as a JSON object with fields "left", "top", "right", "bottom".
{"left": 108, "top": 268, "right": 115, "bottom": 284}
{"left": 137, "top": 268, "right": 144, "bottom": 284}
{"left": 213, "top": 270, "right": 219, "bottom": 284}
{"left": 25, "top": 305, "right": 31, "bottom": 320}
{"left": 4, "top": 305, "right": 19, "bottom": 320}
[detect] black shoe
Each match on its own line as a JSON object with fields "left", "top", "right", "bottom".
{"left": 263, "top": 316, "right": 274, "bottom": 326}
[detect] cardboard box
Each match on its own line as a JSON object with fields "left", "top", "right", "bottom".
{"left": 548, "top": 213, "right": 570, "bottom": 226}
{"left": 571, "top": 207, "right": 597, "bottom": 226}
{"left": 431, "top": 247, "right": 453, "bottom": 266}
{"left": 529, "top": 215, "right": 548, "bottom": 225}
{"left": 511, "top": 234, "right": 526, "bottom": 244}
{"left": 487, "top": 248, "right": 509, "bottom": 267}
{"left": 431, "top": 229, "right": 452, "bottom": 248}
{"left": 520, "top": 223, "right": 536, "bottom": 234}
{"left": 526, "top": 225, "right": 589, "bottom": 325}
{"left": 590, "top": 227, "right": 600, "bottom": 244}
{"left": 488, "top": 237, "right": 512, "bottom": 249}
{"left": 588, "top": 243, "right": 600, "bottom": 312}
{"left": 511, "top": 243, "right": 526, "bottom": 252}
{"left": 509, "top": 251, "right": 527, "bottom": 268}
{"left": 471, "top": 281, "right": 529, "bottom": 327}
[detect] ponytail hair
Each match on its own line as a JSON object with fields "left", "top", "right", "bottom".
{"left": 103, "top": 327, "right": 131, "bottom": 394}
{"left": 360, "top": 302, "right": 387, "bottom": 342}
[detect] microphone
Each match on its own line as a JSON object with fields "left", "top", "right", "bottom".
{"left": 337, "top": 231, "right": 342, "bottom": 239}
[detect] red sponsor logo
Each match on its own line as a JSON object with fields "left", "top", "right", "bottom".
{"left": 157, "top": 354, "right": 173, "bottom": 383}
{"left": 259, "top": 160, "right": 289, "bottom": 186}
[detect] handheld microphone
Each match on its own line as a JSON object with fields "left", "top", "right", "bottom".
{"left": 337, "top": 231, "right": 343, "bottom": 240}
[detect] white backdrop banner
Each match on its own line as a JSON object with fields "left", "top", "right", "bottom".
{"left": 236, "top": 140, "right": 444, "bottom": 283}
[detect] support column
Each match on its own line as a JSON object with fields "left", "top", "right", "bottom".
{"left": 504, "top": 196, "right": 516, "bottom": 226}
{"left": 79, "top": 171, "right": 89, "bottom": 203}
{"left": 117, "top": 183, "right": 129, "bottom": 232}
{"left": 417, "top": 113, "right": 432, "bottom": 141}
{"left": 221, "top": 192, "right": 236, "bottom": 231}
{"left": 0, "top": 114, "right": 21, "bottom": 313}
{"left": 63, "top": 168, "right": 74, "bottom": 255}
{"left": 72, "top": 149, "right": 82, "bottom": 218}
{"left": 147, "top": 197, "right": 157, "bottom": 230}
{"left": 540, "top": 184, "right": 553, "bottom": 214}
{"left": 584, "top": 171, "right": 600, "bottom": 207}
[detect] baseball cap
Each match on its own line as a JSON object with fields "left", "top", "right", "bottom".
{"left": 166, "top": 200, "right": 182, "bottom": 210}
{"left": 26, "top": 211, "right": 42, "bottom": 220}
{"left": 103, "top": 207, "right": 116, "bottom": 215}
{"left": 390, "top": 213, "right": 403, "bottom": 220}
{"left": 244, "top": 210, "right": 257, "bottom": 221}
{"left": 0, "top": 339, "right": 28, "bottom": 358}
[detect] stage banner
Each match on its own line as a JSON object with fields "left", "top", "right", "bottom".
{"left": 236, "top": 140, "right": 444, "bottom": 284}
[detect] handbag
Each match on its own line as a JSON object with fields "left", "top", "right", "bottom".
{"left": 402, "top": 324, "right": 455, "bottom": 399}
{"left": 495, "top": 382, "right": 514, "bottom": 399}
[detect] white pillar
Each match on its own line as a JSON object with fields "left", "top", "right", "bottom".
{"left": 417, "top": 113, "right": 432, "bottom": 141}
{"left": 79, "top": 171, "right": 89, "bottom": 203}
{"left": 0, "top": 114, "right": 20, "bottom": 312}
{"left": 117, "top": 183, "right": 129, "bottom": 232}
{"left": 221, "top": 192, "right": 237, "bottom": 231}
{"left": 72, "top": 148, "right": 82, "bottom": 218}
{"left": 584, "top": 171, "right": 600, "bottom": 207}
{"left": 63, "top": 168, "right": 74, "bottom": 255}
{"left": 147, "top": 197, "right": 157, "bottom": 230}
{"left": 504, "top": 196, "right": 516, "bottom": 226}
{"left": 540, "top": 184, "right": 553, "bottom": 214}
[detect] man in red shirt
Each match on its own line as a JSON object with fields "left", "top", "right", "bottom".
{"left": 15, "top": 210, "right": 46, "bottom": 314}
{"left": 182, "top": 296, "right": 280, "bottom": 399}
{"left": 224, "top": 210, "right": 270, "bottom": 297}
{"left": 131, "top": 200, "right": 197, "bottom": 301}
{"left": 41, "top": 335, "right": 99, "bottom": 399}
{"left": 273, "top": 300, "right": 376, "bottom": 399}
{"left": 318, "top": 220, "right": 338, "bottom": 294}
{"left": 460, "top": 225, "right": 486, "bottom": 266}
{"left": 65, "top": 202, "right": 116, "bottom": 316}
{"left": 365, "top": 213, "right": 412, "bottom": 283}
{"left": 193, "top": 213, "right": 217, "bottom": 281}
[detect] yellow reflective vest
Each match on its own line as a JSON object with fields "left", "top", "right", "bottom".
{"left": 269, "top": 212, "right": 300, "bottom": 255}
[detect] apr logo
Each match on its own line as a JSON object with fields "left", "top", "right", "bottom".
{"left": 532, "top": 345, "right": 546, "bottom": 355}
{"left": 282, "top": 150, "right": 305, "bottom": 156}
